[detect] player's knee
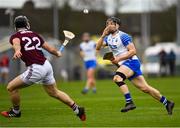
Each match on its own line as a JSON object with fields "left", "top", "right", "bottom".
{"left": 50, "top": 92, "right": 57, "bottom": 98}
{"left": 113, "top": 72, "right": 126, "bottom": 82}
{"left": 47, "top": 89, "right": 58, "bottom": 98}
{"left": 6, "top": 86, "right": 11, "bottom": 92}
{"left": 89, "top": 78, "right": 95, "bottom": 85}
{"left": 140, "top": 86, "right": 150, "bottom": 93}
{"left": 48, "top": 92, "right": 58, "bottom": 99}
{"left": 7, "top": 83, "right": 13, "bottom": 92}
{"left": 113, "top": 72, "right": 126, "bottom": 87}
{"left": 113, "top": 75, "right": 122, "bottom": 82}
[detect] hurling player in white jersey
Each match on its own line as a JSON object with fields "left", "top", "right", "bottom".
{"left": 80, "top": 33, "right": 97, "bottom": 94}
{"left": 96, "top": 17, "right": 174, "bottom": 115}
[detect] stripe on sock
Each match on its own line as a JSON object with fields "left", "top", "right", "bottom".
{"left": 160, "top": 96, "right": 168, "bottom": 106}
{"left": 71, "top": 103, "right": 78, "bottom": 111}
{"left": 71, "top": 103, "right": 79, "bottom": 114}
{"left": 124, "top": 93, "right": 132, "bottom": 103}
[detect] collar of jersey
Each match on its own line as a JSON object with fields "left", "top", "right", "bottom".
{"left": 110, "top": 30, "right": 120, "bottom": 38}
{"left": 18, "top": 28, "right": 28, "bottom": 32}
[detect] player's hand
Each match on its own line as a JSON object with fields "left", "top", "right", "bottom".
{"left": 56, "top": 51, "right": 62, "bottom": 57}
{"left": 13, "top": 50, "right": 22, "bottom": 59}
{"left": 102, "top": 25, "right": 116, "bottom": 37}
{"left": 111, "top": 56, "right": 119, "bottom": 65}
{"left": 102, "top": 27, "right": 109, "bottom": 37}
{"left": 102, "top": 25, "right": 112, "bottom": 37}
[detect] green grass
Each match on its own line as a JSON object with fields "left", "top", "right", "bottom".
{"left": 0, "top": 77, "right": 180, "bottom": 127}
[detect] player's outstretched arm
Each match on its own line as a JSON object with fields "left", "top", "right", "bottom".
{"left": 42, "top": 42, "right": 62, "bottom": 57}
{"left": 12, "top": 38, "right": 22, "bottom": 59}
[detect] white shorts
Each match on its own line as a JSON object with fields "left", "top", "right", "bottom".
{"left": 20, "top": 60, "right": 55, "bottom": 85}
{"left": 0, "top": 67, "right": 9, "bottom": 73}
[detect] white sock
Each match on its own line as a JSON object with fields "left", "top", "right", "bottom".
{"left": 71, "top": 103, "right": 79, "bottom": 114}
{"left": 13, "top": 109, "right": 20, "bottom": 114}
{"left": 93, "top": 87, "right": 96, "bottom": 90}
{"left": 85, "top": 86, "right": 89, "bottom": 90}
{"left": 74, "top": 108, "right": 79, "bottom": 114}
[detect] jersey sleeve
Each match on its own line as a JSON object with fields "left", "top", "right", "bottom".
{"left": 103, "top": 36, "right": 108, "bottom": 46}
{"left": 92, "top": 41, "right": 96, "bottom": 48}
{"left": 79, "top": 44, "right": 83, "bottom": 51}
{"left": 120, "top": 34, "right": 132, "bottom": 47}
{"left": 9, "top": 34, "right": 18, "bottom": 45}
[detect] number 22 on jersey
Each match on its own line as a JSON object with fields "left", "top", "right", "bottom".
{"left": 22, "top": 37, "right": 41, "bottom": 51}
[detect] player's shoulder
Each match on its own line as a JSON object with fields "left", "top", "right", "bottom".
{"left": 119, "top": 31, "right": 132, "bottom": 40}
{"left": 31, "top": 31, "right": 40, "bottom": 36}
{"left": 118, "top": 31, "right": 133, "bottom": 46}
{"left": 80, "top": 41, "right": 85, "bottom": 45}
{"left": 11, "top": 30, "right": 35, "bottom": 36}
{"left": 9, "top": 32, "right": 21, "bottom": 44}
{"left": 10, "top": 31, "right": 19, "bottom": 38}
{"left": 24, "top": 30, "right": 41, "bottom": 37}
{"left": 89, "top": 40, "right": 96, "bottom": 45}
{"left": 10, "top": 31, "right": 21, "bottom": 42}
{"left": 118, "top": 30, "right": 130, "bottom": 37}
{"left": 80, "top": 42, "right": 85, "bottom": 48}
{"left": 21, "top": 30, "right": 41, "bottom": 36}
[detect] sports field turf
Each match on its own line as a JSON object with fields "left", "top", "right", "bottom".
{"left": 0, "top": 77, "right": 180, "bottom": 127}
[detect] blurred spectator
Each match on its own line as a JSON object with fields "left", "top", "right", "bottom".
{"left": 60, "top": 69, "right": 68, "bottom": 82}
{"left": 167, "top": 50, "right": 176, "bottom": 76}
{"left": 0, "top": 53, "right": 9, "bottom": 84}
{"left": 158, "top": 49, "right": 168, "bottom": 76}
{"left": 80, "top": 32, "right": 97, "bottom": 94}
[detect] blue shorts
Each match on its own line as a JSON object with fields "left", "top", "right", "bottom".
{"left": 122, "top": 59, "right": 143, "bottom": 80}
{"left": 84, "top": 60, "right": 97, "bottom": 70}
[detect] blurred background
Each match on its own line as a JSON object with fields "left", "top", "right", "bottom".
{"left": 0, "top": 0, "right": 179, "bottom": 83}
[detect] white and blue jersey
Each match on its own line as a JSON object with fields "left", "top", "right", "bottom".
{"left": 104, "top": 30, "right": 142, "bottom": 80}
{"left": 80, "top": 41, "right": 97, "bottom": 69}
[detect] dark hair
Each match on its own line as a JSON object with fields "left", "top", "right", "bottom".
{"left": 14, "top": 15, "right": 29, "bottom": 29}
{"left": 106, "top": 17, "right": 121, "bottom": 26}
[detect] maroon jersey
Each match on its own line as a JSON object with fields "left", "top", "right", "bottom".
{"left": 10, "top": 30, "right": 46, "bottom": 66}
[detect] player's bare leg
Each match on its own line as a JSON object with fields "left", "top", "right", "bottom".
{"left": 1, "top": 75, "right": 28, "bottom": 118}
{"left": 131, "top": 76, "right": 162, "bottom": 100}
{"left": 113, "top": 65, "right": 136, "bottom": 112}
{"left": 43, "top": 83, "right": 86, "bottom": 121}
{"left": 43, "top": 83, "right": 75, "bottom": 105}
{"left": 82, "top": 68, "right": 96, "bottom": 94}
{"left": 131, "top": 76, "right": 174, "bottom": 115}
{"left": 88, "top": 68, "right": 96, "bottom": 93}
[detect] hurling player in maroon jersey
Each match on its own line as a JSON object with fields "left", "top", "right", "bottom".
{"left": 1, "top": 15, "right": 86, "bottom": 121}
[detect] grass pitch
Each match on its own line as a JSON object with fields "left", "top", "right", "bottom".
{"left": 0, "top": 77, "right": 180, "bottom": 127}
